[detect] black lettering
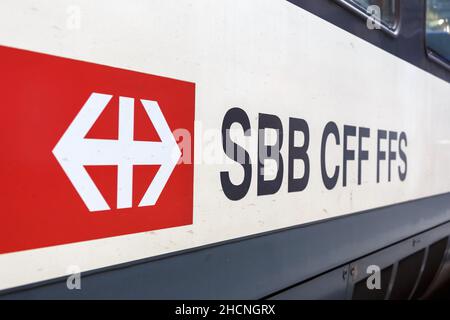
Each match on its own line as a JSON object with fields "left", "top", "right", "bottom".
{"left": 358, "top": 127, "right": 370, "bottom": 185}
{"left": 258, "top": 113, "right": 284, "bottom": 196}
{"left": 288, "top": 117, "right": 310, "bottom": 192}
{"left": 377, "top": 129, "right": 387, "bottom": 183}
{"left": 388, "top": 131, "right": 398, "bottom": 182}
{"left": 343, "top": 125, "right": 356, "bottom": 187}
{"left": 321, "top": 121, "right": 340, "bottom": 190}
{"left": 220, "top": 108, "right": 252, "bottom": 200}
{"left": 398, "top": 131, "right": 407, "bottom": 181}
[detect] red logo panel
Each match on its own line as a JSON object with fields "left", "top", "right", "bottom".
{"left": 0, "top": 46, "right": 195, "bottom": 254}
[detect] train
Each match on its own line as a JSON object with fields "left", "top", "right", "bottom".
{"left": 0, "top": 0, "right": 449, "bottom": 300}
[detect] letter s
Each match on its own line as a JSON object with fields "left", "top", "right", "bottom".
{"left": 220, "top": 108, "right": 252, "bottom": 200}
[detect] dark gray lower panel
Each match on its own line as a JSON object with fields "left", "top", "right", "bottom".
{"left": 267, "top": 266, "right": 349, "bottom": 300}
{"left": 1, "top": 193, "right": 450, "bottom": 299}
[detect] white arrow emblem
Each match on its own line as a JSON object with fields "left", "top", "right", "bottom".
{"left": 53, "top": 92, "right": 181, "bottom": 212}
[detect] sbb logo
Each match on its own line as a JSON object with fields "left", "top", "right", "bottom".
{"left": 0, "top": 45, "right": 195, "bottom": 253}
{"left": 53, "top": 93, "right": 181, "bottom": 212}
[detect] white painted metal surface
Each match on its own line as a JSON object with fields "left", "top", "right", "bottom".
{"left": 0, "top": 0, "right": 449, "bottom": 290}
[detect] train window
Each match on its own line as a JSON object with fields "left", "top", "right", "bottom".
{"left": 426, "top": 0, "right": 450, "bottom": 64}
{"left": 341, "top": 0, "right": 399, "bottom": 32}
{"left": 389, "top": 250, "right": 425, "bottom": 300}
{"left": 412, "top": 237, "right": 448, "bottom": 299}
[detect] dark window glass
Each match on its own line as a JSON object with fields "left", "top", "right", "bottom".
{"left": 426, "top": 0, "right": 450, "bottom": 62}
{"left": 390, "top": 250, "right": 425, "bottom": 300}
{"left": 412, "top": 238, "right": 448, "bottom": 299}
